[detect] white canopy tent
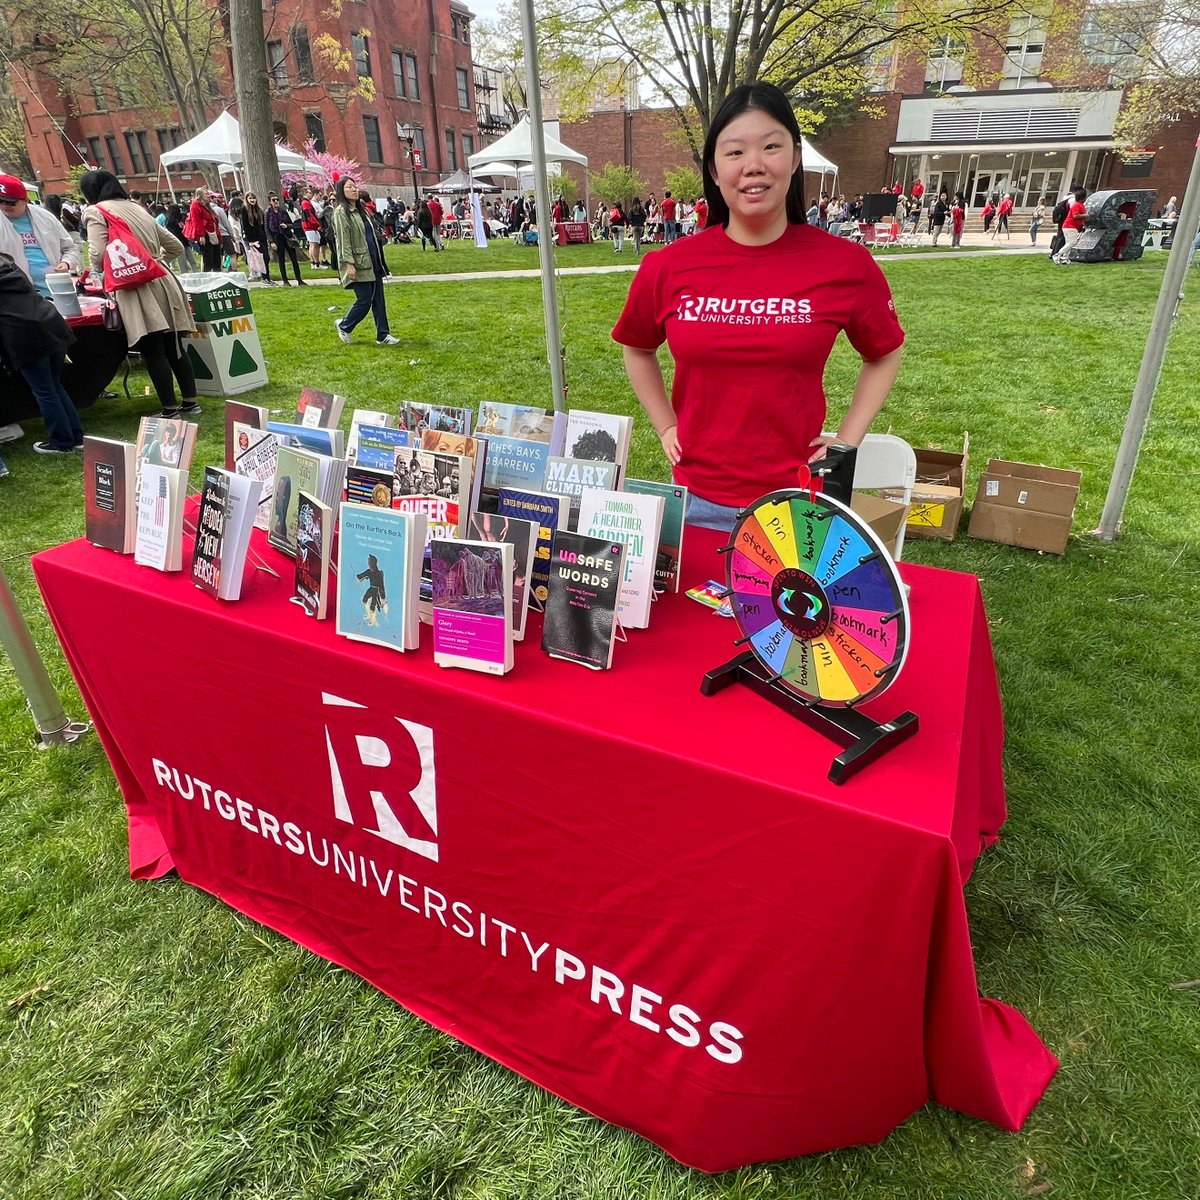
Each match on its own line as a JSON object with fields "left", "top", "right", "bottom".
{"left": 157, "top": 111, "right": 324, "bottom": 197}
{"left": 801, "top": 137, "right": 839, "bottom": 192}
{"left": 467, "top": 115, "right": 589, "bottom": 172}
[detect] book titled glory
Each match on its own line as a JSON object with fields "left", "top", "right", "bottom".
{"left": 541, "top": 531, "right": 626, "bottom": 670}
{"left": 430, "top": 538, "right": 514, "bottom": 675}
{"left": 83, "top": 436, "right": 136, "bottom": 553}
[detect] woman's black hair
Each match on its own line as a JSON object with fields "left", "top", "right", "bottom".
{"left": 335, "top": 175, "right": 365, "bottom": 215}
{"left": 701, "top": 82, "right": 806, "bottom": 228}
{"left": 78, "top": 170, "right": 129, "bottom": 205}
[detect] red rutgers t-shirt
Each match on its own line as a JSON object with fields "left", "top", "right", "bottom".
{"left": 661, "top": 196, "right": 677, "bottom": 220}
{"left": 1063, "top": 201, "right": 1086, "bottom": 231}
{"left": 612, "top": 223, "right": 904, "bottom": 507}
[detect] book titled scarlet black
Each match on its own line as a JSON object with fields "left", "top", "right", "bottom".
{"left": 83, "top": 436, "right": 137, "bottom": 553}
{"left": 541, "top": 530, "right": 626, "bottom": 670}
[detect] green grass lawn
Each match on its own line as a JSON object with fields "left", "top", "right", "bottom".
{"left": 1, "top": 254, "right": 1199, "bottom": 1199}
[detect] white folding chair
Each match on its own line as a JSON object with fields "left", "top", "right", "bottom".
{"left": 822, "top": 432, "right": 917, "bottom": 560}
{"left": 853, "top": 434, "right": 917, "bottom": 560}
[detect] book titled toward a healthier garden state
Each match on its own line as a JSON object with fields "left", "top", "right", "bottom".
{"left": 83, "top": 436, "right": 137, "bottom": 553}
{"left": 336, "top": 503, "right": 426, "bottom": 652}
{"left": 430, "top": 538, "right": 514, "bottom": 675}
{"left": 576, "top": 487, "right": 665, "bottom": 630}
{"left": 541, "top": 530, "right": 626, "bottom": 670}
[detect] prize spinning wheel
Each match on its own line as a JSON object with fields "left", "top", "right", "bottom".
{"left": 724, "top": 488, "right": 910, "bottom": 709}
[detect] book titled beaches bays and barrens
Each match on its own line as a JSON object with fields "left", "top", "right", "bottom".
{"left": 430, "top": 538, "right": 515, "bottom": 675}
{"left": 541, "top": 531, "right": 626, "bottom": 670}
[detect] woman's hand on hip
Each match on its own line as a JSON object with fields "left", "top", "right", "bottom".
{"left": 659, "top": 424, "right": 681, "bottom": 466}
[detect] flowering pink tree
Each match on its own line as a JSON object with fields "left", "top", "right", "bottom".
{"left": 281, "top": 140, "right": 364, "bottom": 190}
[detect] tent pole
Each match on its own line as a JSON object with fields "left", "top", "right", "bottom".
{"left": 518, "top": 0, "right": 566, "bottom": 411}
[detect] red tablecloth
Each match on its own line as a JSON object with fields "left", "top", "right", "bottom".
{"left": 554, "top": 221, "right": 592, "bottom": 245}
{"left": 32, "top": 528, "right": 1055, "bottom": 1171}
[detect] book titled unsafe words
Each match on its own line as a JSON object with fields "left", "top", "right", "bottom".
{"left": 541, "top": 531, "right": 626, "bottom": 670}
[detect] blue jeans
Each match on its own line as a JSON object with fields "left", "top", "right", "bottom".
{"left": 340, "top": 277, "right": 390, "bottom": 339}
{"left": 20, "top": 352, "right": 83, "bottom": 450}
{"left": 686, "top": 492, "right": 741, "bottom": 532}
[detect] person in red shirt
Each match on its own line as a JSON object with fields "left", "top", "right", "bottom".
{"left": 1053, "top": 188, "right": 1088, "bottom": 263}
{"left": 981, "top": 199, "right": 995, "bottom": 235}
{"left": 951, "top": 192, "right": 965, "bottom": 248}
{"left": 993, "top": 194, "right": 1014, "bottom": 241}
{"left": 427, "top": 195, "right": 444, "bottom": 250}
{"left": 612, "top": 82, "right": 904, "bottom": 529}
{"left": 300, "top": 187, "right": 322, "bottom": 268}
{"left": 661, "top": 191, "right": 679, "bottom": 244}
{"left": 691, "top": 196, "right": 708, "bottom": 231}
{"left": 911, "top": 178, "right": 925, "bottom": 201}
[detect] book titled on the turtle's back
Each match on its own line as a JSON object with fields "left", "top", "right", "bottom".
{"left": 541, "top": 530, "right": 626, "bottom": 670}
{"left": 83, "top": 436, "right": 137, "bottom": 553}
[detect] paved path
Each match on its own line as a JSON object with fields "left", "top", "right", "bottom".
{"left": 263, "top": 239, "right": 1052, "bottom": 290}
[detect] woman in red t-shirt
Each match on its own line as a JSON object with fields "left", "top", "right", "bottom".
{"left": 951, "top": 193, "right": 965, "bottom": 248}
{"left": 612, "top": 82, "right": 904, "bottom": 529}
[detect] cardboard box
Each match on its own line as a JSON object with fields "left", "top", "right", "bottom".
{"left": 850, "top": 491, "right": 909, "bottom": 556}
{"left": 967, "top": 458, "right": 1082, "bottom": 555}
{"left": 883, "top": 436, "right": 970, "bottom": 542}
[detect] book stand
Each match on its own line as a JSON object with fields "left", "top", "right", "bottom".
{"left": 185, "top": 488, "right": 280, "bottom": 581}
{"left": 700, "top": 651, "right": 918, "bottom": 783}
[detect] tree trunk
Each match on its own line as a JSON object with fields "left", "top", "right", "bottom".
{"left": 229, "top": 0, "right": 281, "bottom": 199}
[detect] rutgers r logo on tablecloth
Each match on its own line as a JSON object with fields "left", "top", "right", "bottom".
{"left": 322, "top": 692, "right": 439, "bottom": 862}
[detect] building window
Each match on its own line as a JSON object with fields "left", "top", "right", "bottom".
{"left": 352, "top": 31, "right": 372, "bottom": 79}
{"left": 363, "top": 114, "right": 383, "bottom": 164}
{"left": 305, "top": 111, "right": 326, "bottom": 153}
{"left": 413, "top": 126, "right": 427, "bottom": 165}
{"left": 105, "top": 134, "right": 124, "bottom": 175}
{"left": 450, "top": 12, "right": 469, "bottom": 43}
{"left": 462, "top": 131, "right": 474, "bottom": 161}
{"left": 92, "top": 82, "right": 107, "bottom": 113}
{"left": 456, "top": 67, "right": 470, "bottom": 109}
{"left": 445, "top": 127, "right": 457, "bottom": 170}
{"left": 925, "top": 37, "right": 965, "bottom": 92}
{"left": 124, "top": 132, "right": 143, "bottom": 174}
{"left": 292, "top": 25, "right": 314, "bottom": 84}
{"left": 1081, "top": 7, "right": 1145, "bottom": 82}
{"left": 405, "top": 53, "right": 420, "bottom": 100}
{"left": 137, "top": 130, "right": 154, "bottom": 172}
{"left": 87, "top": 136, "right": 105, "bottom": 169}
{"left": 999, "top": 16, "right": 1044, "bottom": 89}
{"left": 391, "top": 50, "right": 406, "bottom": 97}
{"left": 273, "top": 120, "right": 289, "bottom": 144}
{"left": 267, "top": 40, "right": 289, "bottom": 88}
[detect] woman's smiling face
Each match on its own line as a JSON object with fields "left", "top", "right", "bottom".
{"left": 709, "top": 109, "right": 801, "bottom": 234}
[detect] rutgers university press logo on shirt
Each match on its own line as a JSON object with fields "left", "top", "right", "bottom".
{"left": 676, "top": 292, "right": 812, "bottom": 325}
{"left": 323, "top": 691, "right": 439, "bottom": 862}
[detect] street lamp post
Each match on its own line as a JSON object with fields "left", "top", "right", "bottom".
{"left": 396, "top": 122, "right": 419, "bottom": 209}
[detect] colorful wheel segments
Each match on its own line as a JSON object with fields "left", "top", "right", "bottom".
{"left": 726, "top": 490, "right": 910, "bottom": 708}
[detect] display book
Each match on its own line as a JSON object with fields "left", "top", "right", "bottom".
{"left": 292, "top": 491, "right": 332, "bottom": 619}
{"left": 430, "top": 537, "right": 515, "bottom": 674}
{"left": 268, "top": 444, "right": 345, "bottom": 558}
{"left": 83, "top": 437, "right": 137, "bottom": 553}
{"left": 129, "top": 415, "right": 200, "bottom": 572}
{"left": 336, "top": 502, "right": 427, "bottom": 652}
{"left": 192, "top": 466, "right": 263, "bottom": 601}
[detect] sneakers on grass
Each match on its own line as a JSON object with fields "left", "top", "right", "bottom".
{"left": 335, "top": 319, "right": 352, "bottom": 344}
{"left": 33, "top": 441, "right": 73, "bottom": 455}
{"left": 377, "top": 335, "right": 401, "bottom": 346}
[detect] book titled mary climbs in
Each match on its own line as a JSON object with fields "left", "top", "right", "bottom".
{"left": 541, "top": 530, "right": 625, "bottom": 670}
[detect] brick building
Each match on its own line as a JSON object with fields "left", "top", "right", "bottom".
{"left": 814, "top": 8, "right": 1192, "bottom": 210}
{"left": 9, "top": 0, "right": 492, "bottom": 200}
{"left": 556, "top": 4, "right": 1192, "bottom": 214}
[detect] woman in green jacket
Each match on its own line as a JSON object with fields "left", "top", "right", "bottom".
{"left": 331, "top": 178, "right": 399, "bottom": 346}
